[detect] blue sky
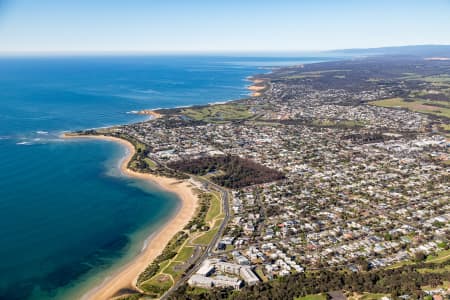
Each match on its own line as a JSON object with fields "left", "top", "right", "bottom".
{"left": 0, "top": 0, "right": 449, "bottom": 53}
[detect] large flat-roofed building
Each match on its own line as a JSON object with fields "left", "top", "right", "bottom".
{"left": 239, "top": 266, "right": 260, "bottom": 286}
{"left": 211, "top": 275, "right": 243, "bottom": 290}
{"left": 188, "top": 274, "right": 213, "bottom": 289}
{"left": 189, "top": 260, "right": 259, "bottom": 289}
{"left": 188, "top": 274, "right": 242, "bottom": 290}
{"left": 216, "top": 261, "right": 260, "bottom": 286}
{"left": 216, "top": 261, "right": 242, "bottom": 275}
{"left": 197, "top": 261, "right": 215, "bottom": 276}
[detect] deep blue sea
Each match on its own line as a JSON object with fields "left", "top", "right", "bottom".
{"left": 0, "top": 55, "right": 335, "bottom": 299}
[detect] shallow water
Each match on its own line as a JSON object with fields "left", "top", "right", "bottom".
{"left": 0, "top": 55, "right": 335, "bottom": 299}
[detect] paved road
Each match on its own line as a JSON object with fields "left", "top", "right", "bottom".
{"left": 160, "top": 177, "right": 230, "bottom": 299}
{"left": 104, "top": 135, "right": 232, "bottom": 299}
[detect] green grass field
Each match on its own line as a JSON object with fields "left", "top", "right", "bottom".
{"left": 284, "top": 74, "right": 322, "bottom": 79}
{"left": 158, "top": 259, "right": 171, "bottom": 271}
{"left": 401, "top": 73, "right": 450, "bottom": 85}
{"left": 136, "top": 190, "right": 226, "bottom": 297}
{"left": 174, "top": 245, "right": 195, "bottom": 262}
{"left": 163, "top": 261, "right": 185, "bottom": 280}
{"left": 143, "top": 158, "right": 157, "bottom": 168}
{"left": 426, "top": 249, "right": 450, "bottom": 263}
{"left": 181, "top": 103, "right": 252, "bottom": 122}
{"left": 422, "top": 74, "right": 450, "bottom": 86}
{"left": 389, "top": 249, "right": 450, "bottom": 270}
{"left": 193, "top": 218, "right": 222, "bottom": 245}
{"left": 387, "top": 260, "right": 415, "bottom": 269}
{"left": 140, "top": 274, "right": 173, "bottom": 296}
{"left": 205, "top": 192, "right": 221, "bottom": 224}
{"left": 284, "top": 69, "right": 351, "bottom": 80}
{"left": 369, "top": 97, "right": 450, "bottom": 119}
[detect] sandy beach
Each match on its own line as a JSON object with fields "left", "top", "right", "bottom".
{"left": 136, "top": 110, "right": 162, "bottom": 118}
{"left": 247, "top": 79, "right": 267, "bottom": 97}
{"left": 63, "top": 134, "right": 198, "bottom": 300}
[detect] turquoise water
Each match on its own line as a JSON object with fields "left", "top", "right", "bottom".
{"left": 0, "top": 55, "right": 335, "bottom": 299}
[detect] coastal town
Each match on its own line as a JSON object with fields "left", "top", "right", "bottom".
{"left": 79, "top": 55, "right": 450, "bottom": 300}
{"left": 4, "top": 1, "right": 450, "bottom": 299}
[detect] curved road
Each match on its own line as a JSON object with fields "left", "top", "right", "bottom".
{"left": 160, "top": 177, "right": 230, "bottom": 299}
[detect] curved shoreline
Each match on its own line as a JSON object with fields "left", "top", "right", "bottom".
{"left": 247, "top": 78, "right": 267, "bottom": 97}
{"left": 64, "top": 134, "right": 198, "bottom": 300}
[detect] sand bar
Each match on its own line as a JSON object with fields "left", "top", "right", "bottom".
{"left": 63, "top": 134, "right": 198, "bottom": 300}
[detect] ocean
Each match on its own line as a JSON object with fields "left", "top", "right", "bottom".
{"left": 0, "top": 55, "right": 335, "bottom": 299}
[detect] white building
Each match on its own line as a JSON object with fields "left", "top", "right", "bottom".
{"left": 211, "top": 275, "right": 243, "bottom": 289}
{"left": 188, "top": 274, "right": 213, "bottom": 289}
{"left": 240, "top": 266, "right": 260, "bottom": 286}
{"left": 216, "top": 261, "right": 242, "bottom": 275}
{"left": 197, "top": 261, "right": 215, "bottom": 276}
{"left": 188, "top": 274, "right": 242, "bottom": 290}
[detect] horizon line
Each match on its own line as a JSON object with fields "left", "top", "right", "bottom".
{"left": 1, "top": 43, "right": 449, "bottom": 57}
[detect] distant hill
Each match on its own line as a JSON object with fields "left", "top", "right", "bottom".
{"left": 328, "top": 44, "right": 450, "bottom": 58}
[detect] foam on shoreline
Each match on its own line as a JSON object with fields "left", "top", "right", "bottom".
{"left": 63, "top": 134, "right": 198, "bottom": 300}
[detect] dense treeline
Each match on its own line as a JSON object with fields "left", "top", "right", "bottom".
{"left": 169, "top": 260, "right": 450, "bottom": 300}
{"left": 168, "top": 155, "right": 285, "bottom": 188}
